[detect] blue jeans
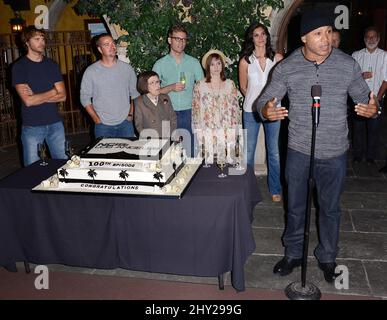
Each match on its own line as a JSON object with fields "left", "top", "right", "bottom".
{"left": 175, "top": 109, "right": 193, "bottom": 156}
{"left": 243, "top": 111, "right": 281, "bottom": 195}
{"left": 21, "top": 121, "right": 66, "bottom": 166}
{"left": 95, "top": 119, "right": 135, "bottom": 139}
{"left": 284, "top": 148, "right": 347, "bottom": 263}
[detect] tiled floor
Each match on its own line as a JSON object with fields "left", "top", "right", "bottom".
{"left": 251, "top": 169, "right": 387, "bottom": 299}
{"left": 1, "top": 115, "right": 387, "bottom": 299}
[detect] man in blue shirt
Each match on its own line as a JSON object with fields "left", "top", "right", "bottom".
{"left": 12, "top": 26, "right": 67, "bottom": 166}
{"left": 153, "top": 25, "right": 203, "bottom": 152}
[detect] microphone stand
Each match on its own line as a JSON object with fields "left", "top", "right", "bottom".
{"left": 285, "top": 95, "right": 322, "bottom": 300}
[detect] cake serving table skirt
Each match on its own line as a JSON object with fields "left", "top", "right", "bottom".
{"left": 0, "top": 160, "right": 261, "bottom": 291}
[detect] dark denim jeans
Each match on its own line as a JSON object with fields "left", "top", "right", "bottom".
{"left": 174, "top": 109, "right": 194, "bottom": 156}
{"left": 94, "top": 119, "right": 135, "bottom": 139}
{"left": 284, "top": 148, "right": 347, "bottom": 263}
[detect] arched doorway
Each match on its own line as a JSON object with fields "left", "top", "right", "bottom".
{"left": 269, "top": 0, "right": 304, "bottom": 54}
{"left": 269, "top": 0, "right": 346, "bottom": 55}
{"left": 48, "top": 0, "right": 67, "bottom": 30}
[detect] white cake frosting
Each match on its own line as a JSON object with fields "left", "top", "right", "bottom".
{"left": 56, "top": 138, "right": 187, "bottom": 190}
{"left": 34, "top": 139, "right": 203, "bottom": 197}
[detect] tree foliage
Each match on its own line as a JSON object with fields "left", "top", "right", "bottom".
{"left": 73, "top": 0, "right": 284, "bottom": 83}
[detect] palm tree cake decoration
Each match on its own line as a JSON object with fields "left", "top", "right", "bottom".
{"left": 153, "top": 172, "right": 163, "bottom": 183}
{"left": 119, "top": 170, "right": 129, "bottom": 184}
{"left": 87, "top": 169, "right": 97, "bottom": 183}
{"left": 58, "top": 168, "right": 69, "bottom": 181}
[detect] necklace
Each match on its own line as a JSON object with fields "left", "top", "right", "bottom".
{"left": 253, "top": 53, "right": 264, "bottom": 59}
{"left": 252, "top": 51, "right": 266, "bottom": 69}
{"left": 253, "top": 50, "right": 265, "bottom": 59}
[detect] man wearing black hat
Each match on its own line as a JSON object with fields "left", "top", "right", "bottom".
{"left": 255, "top": 9, "right": 378, "bottom": 283}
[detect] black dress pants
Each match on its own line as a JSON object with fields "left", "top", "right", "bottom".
{"left": 352, "top": 115, "right": 380, "bottom": 160}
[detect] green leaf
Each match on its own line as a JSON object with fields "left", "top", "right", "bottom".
{"left": 73, "top": 0, "right": 284, "bottom": 84}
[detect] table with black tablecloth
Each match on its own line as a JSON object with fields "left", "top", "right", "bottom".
{"left": 0, "top": 160, "right": 261, "bottom": 291}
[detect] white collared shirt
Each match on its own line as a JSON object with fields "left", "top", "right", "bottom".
{"left": 147, "top": 95, "right": 158, "bottom": 106}
{"left": 352, "top": 47, "right": 387, "bottom": 94}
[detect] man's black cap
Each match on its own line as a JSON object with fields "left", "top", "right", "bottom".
{"left": 300, "top": 9, "right": 334, "bottom": 36}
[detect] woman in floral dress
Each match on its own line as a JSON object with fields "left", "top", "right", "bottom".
{"left": 192, "top": 49, "right": 241, "bottom": 162}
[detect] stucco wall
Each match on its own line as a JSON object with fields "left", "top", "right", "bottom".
{"left": 0, "top": 0, "right": 92, "bottom": 33}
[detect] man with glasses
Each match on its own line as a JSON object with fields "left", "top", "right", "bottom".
{"left": 153, "top": 25, "right": 203, "bottom": 152}
{"left": 81, "top": 33, "right": 139, "bottom": 139}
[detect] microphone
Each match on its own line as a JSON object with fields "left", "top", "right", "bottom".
{"left": 311, "top": 85, "right": 321, "bottom": 127}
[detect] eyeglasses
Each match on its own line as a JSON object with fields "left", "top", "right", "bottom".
{"left": 100, "top": 41, "right": 116, "bottom": 48}
{"left": 170, "top": 36, "right": 188, "bottom": 43}
{"left": 148, "top": 80, "right": 161, "bottom": 86}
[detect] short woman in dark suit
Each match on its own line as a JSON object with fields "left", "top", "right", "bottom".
{"left": 134, "top": 71, "right": 177, "bottom": 138}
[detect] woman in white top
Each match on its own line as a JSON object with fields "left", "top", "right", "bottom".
{"left": 239, "top": 22, "right": 283, "bottom": 202}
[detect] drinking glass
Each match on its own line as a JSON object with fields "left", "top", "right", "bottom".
{"left": 180, "top": 72, "right": 186, "bottom": 85}
{"left": 216, "top": 159, "right": 227, "bottom": 178}
{"left": 64, "top": 140, "right": 74, "bottom": 159}
{"left": 233, "top": 135, "right": 244, "bottom": 171}
{"left": 37, "top": 142, "right": 48, "bottom": 166}
{"left": 216, "top": 147, "right": 227, "bottom": 178}
{"left": 201, "top": 143, "right": 210, "bottom": 168}
{"left": 367, "top": 66, "right": 373, "bottom": 81}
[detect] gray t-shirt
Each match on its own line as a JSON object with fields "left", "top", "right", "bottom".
{"left": 256, "top": 47, "right": 370, "bottom": 159}
{"left": 80, "top": 60, "right": 140, "bottom": 125}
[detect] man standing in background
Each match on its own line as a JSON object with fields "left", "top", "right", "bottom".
{"left": 352, "top": 26, "right": 386, "bottom": 163}
{"left": 153, "top": 25, "right": 203, "bottom": 151}
{"left": 12, "top": 26, "right": 67, "bottom": 166}
{"left": 331, "top": 29, "right": 341, "bottom": 48}
{"left": 81, "top": 33, "right": 139, "bottom": 139}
